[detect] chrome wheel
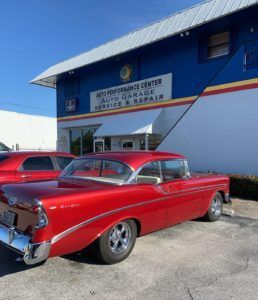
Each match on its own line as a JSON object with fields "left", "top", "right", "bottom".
{"left": 109, "top": 222, "right": 132, "bottom": 254}
{"left": 211, "top": 196, "right": 222, "bottom": 216}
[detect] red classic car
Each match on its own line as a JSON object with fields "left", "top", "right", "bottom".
{"left": 0, "top": 151, "right": 230, "bottom": 265}
{"left": 0, "top": 151, "right": 75, "bottom": 184}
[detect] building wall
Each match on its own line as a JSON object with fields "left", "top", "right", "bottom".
{"left": 0, "top": 110, "right": 57, "bottom": 151}
{"left": 56, "top": 7, "right": 258, "bottom": 120}
{"left": 158, "top": 44, "right": 258, "bottom": 175}
{"left": 56, "top": 7, "right": 258, "bottom": 174}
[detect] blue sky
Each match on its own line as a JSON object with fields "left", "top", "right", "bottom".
{"left": 0, "top": 0, "right": 202, "bottom": 117}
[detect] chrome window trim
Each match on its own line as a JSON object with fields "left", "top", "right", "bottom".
{"left": 60, "top": 157, "right": 135, "bottom": 184}
{"left": 127, "top": 159, "right": 189, "bottom": 184}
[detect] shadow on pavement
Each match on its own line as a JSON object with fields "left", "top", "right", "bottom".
{"left": 0, "top": 244, "right": 38, "bottom": 277}
{"left": 0, "top": 243, "right": 104, "bottom": 277}
{"left": 62, "top": 247, "right": 105, "bottom": 266}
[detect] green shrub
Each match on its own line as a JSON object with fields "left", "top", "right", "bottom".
{"left": 229, "top": 175, "right": 258, "bottom": 200}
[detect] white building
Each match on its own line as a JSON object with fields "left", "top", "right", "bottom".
{"left": 0, "top": 110, "right": 57, "bottom": 151}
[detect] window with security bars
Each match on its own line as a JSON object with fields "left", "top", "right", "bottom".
{"left": 207, "top": 32, "right": 230, "bottom": 59}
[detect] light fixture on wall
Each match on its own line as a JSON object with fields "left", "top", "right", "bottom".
{"left": 250, "top": 26, "right": 255, "bottom": 33}
{"left": 180, "top": 31, "right": 190, "bottom": 38}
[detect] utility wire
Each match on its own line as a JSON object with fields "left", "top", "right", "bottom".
{"left": 0, "top": 41, "right": 53, "bottom": 63}
{"left": 0, "top": 100, "right": 55, "bottom": 112}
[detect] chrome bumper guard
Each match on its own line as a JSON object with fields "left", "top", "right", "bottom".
{"left": 0, "top": 224, "right": 51, "bottom": 265}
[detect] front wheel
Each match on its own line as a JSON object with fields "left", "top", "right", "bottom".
{"left": 93, "top": 219, "right": 137, "bottom": 264}
{"left": 204, "top": 192, "right": 223, "bottom": 222}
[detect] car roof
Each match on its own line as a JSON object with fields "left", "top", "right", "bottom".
{"left": 82, "top": 151, "right": 185, "bottom": 170}
{"left": 0, "top": 151, "right": 75, "bottom": 171}
{"left": 0, "top": 151, "right": 75, "bottom": 158}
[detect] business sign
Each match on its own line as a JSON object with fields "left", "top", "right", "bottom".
{"left": 90, "top": 73, "right": 172, "bottom": 112}
{"left": 65, "top": 98, "right": 77, "bottom": 113}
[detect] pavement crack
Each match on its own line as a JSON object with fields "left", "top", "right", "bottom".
{"left": 187, "top": 288, "right": 194, "bottom": 300}
{"left": 186, "top": 256, "right": 251, "bottom": 298}
{"left": 233, "top": 257, "right": 249, "bottom": 274}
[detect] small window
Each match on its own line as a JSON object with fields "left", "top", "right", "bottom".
{"left": 22, "top": 156, "right": 55, "bottom": 171}
{"left": 161, "top": 160, "right": 187, "bottom": 182}
{"left": 55, "top": 156, "right": 73, "bottom": 170}
{"left": 207, "top": 32, "right": 229, "bottom": 59}
{"left": 122, "top": 141, "right": 134, "bottom": 150}
{"left": 137, "top": 161, "right": 161, "bottom": 184}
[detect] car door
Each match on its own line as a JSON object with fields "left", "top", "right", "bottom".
{"left": 159, "top": 159, "right": 203, "bottom": 227}
{"left": 135, "top": 161, "right": 167, "bottom": 232}
{"left": 16, "top": 156, "right": 60, "bottom": 182}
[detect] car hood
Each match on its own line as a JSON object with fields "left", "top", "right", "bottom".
{"left": 0, "top": 178, "right": 113, "bottom": 207}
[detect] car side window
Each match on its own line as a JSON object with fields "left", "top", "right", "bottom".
{"left": 136, "top": 161, "right": 161, "bottom": 184}
{"left": 160, "top": 160, "right": 187, "bottom": 182}
{"left": 21, "top": 156, "right": 55, "bottom": 171}
{"left": 55, "top": 156, "right": 73, "bottom": 170}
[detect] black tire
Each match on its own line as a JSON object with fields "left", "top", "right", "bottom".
{"left": 204, "top": 192, "right": 223, "bottom": 222}
{"left": 93, "top": 219, "right": 137, "bottom": 264}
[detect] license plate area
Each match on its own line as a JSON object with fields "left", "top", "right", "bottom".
{"left": 3, "top": 211, "right": 17, "bottom": 226}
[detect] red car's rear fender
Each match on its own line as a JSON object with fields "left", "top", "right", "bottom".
{"left": 48, "top": 214, "right": 141, "bottom": 258}
{"left": 48, "top": 199, "right": 166, "bottom": 258}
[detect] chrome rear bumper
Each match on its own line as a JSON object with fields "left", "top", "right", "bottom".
{"left": 0, "top": 224, "right": 51, "bottom": 265}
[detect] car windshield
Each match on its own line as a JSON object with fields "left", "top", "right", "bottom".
{"left": 60, "top": 158, "right": 133, "bottom": 184}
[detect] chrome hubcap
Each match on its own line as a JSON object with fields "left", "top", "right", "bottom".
{"left": 109, "top": 222, "right": 131, "bottom": 254}
{"left": 211, "top": 197, "right": 222, "bottom": 216}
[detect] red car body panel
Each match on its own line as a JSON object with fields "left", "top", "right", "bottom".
{"left": 0, "top": 151, "right": 75, "bottom": 184}
{"left": 0, "top": 151, "right": 230, "bottom": 263}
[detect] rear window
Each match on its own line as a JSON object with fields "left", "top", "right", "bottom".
{"left": 0, "top": 155, "right": 9, "bottom": 163}
{"left": 21, "top": 156, "right": 55, "bottom": 171}
{"left": 55, "top": 156, "right": 73, "bottom": 170}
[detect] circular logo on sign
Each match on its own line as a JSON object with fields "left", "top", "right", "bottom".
{"left": 120, "top": 64, "right": 133, "bottom": 82}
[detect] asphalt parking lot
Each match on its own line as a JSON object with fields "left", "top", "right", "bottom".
{"left": 0, "top": 215, "right": 258, "bottom": 300}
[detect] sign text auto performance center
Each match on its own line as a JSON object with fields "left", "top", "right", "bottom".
{"left": 31, "top": 0, "right": 258, "bottom": 175}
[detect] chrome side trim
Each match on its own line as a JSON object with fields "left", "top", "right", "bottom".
{"left": 52, "top": 184, "right": 227, "bottom": 244}
{"left": 51, "top": 196, "right": 169, "bottom": 244}
{"left": 160, "top": 184, "right": 227, "bottom": 197}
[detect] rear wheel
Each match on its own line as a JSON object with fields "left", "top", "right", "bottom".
{"left": 204, "top": 192, "right": 223, "bottom": 222}
{"left": 94, "top": 219, "right": 137, "bottom": 264}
